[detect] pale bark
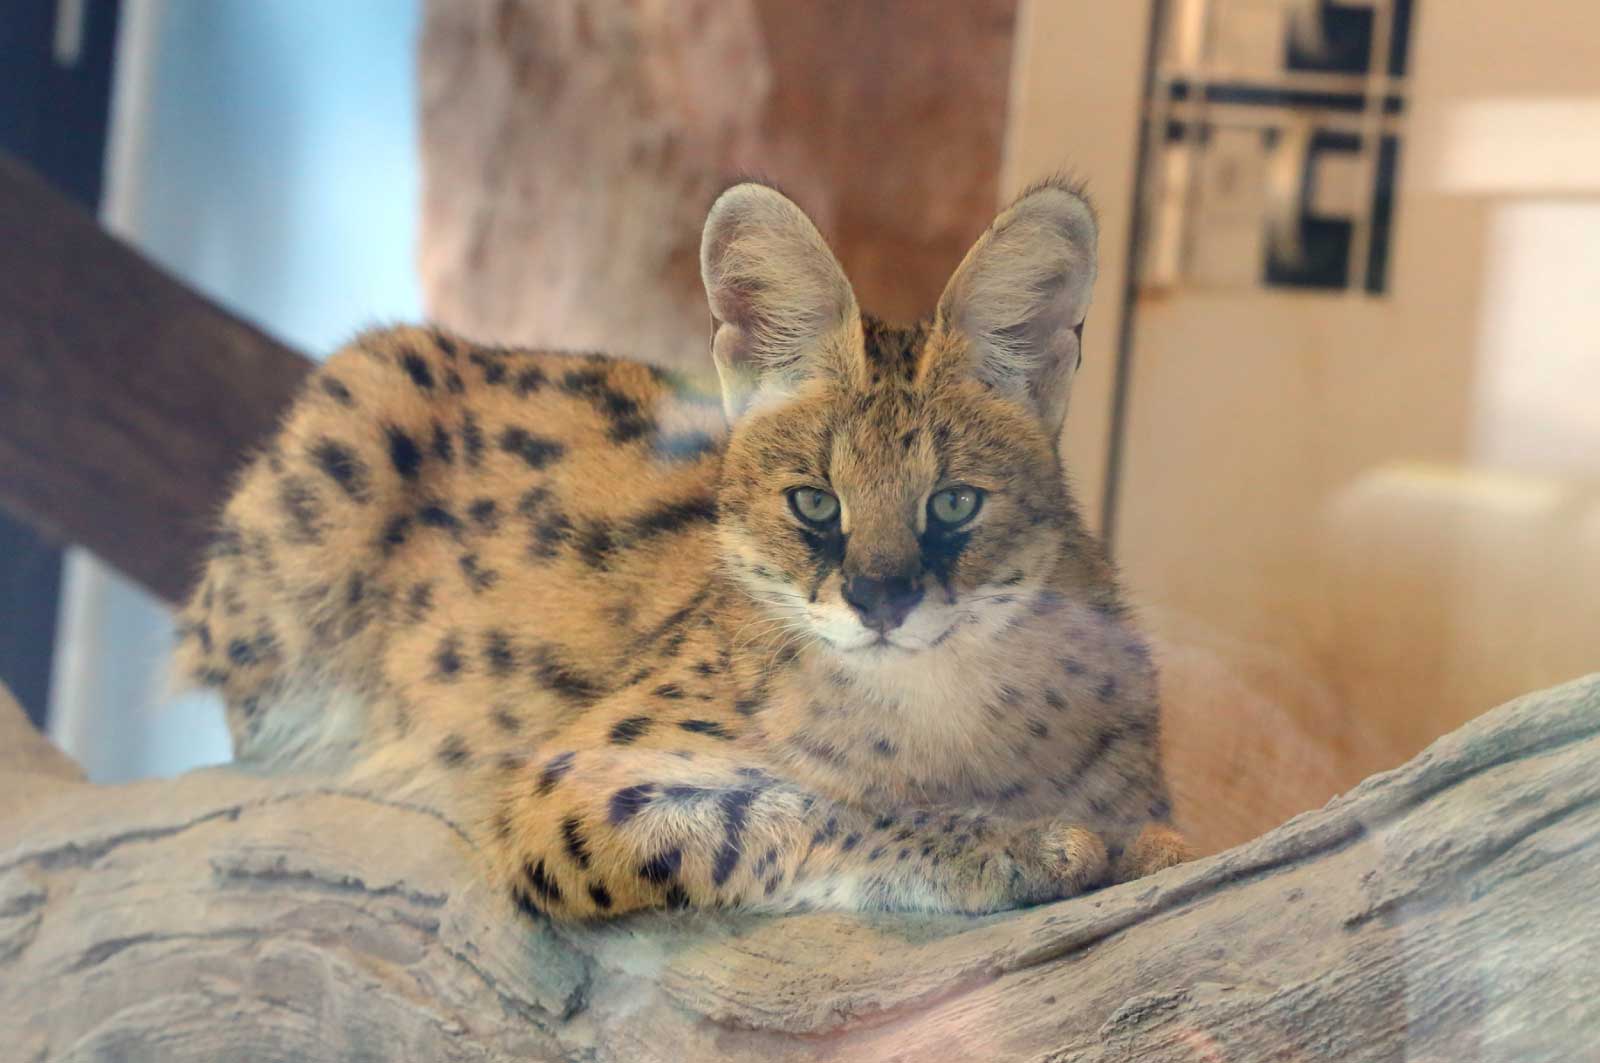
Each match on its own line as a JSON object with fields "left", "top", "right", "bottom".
{"left": 3, "top": 674, "right": 1596, "bottom": 1061}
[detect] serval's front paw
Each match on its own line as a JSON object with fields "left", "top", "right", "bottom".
{"left": 1036, "top": 821, "right": 1112, "bottom": 894}
{"left": 1112, "top": 822, "right": 1193, "bottom": 883}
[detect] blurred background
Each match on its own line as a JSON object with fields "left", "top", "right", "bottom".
{"left": 1, "top": 0, "right": 1596, "bottom": 850}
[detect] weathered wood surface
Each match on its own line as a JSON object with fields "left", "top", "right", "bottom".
{"left": 0, "top": 154, "right": 313, "bottom": 604}
{"left": 417, "top": 0, "right": 1018, "bottom": 370}
{"left": 3, "top": 673, "right": 1596, "bottom": 1061}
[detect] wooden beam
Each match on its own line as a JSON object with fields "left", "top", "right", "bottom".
{"left": 0, "top": 154, "right": 313, "bottom": 604}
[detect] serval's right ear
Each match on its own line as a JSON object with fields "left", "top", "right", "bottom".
{"left": 700, "top": 183, "right": 860, "bottom": 419}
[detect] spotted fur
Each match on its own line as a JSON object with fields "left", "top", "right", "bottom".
{"left": 174, "top": 179, "right": 1189, "bottom": 920}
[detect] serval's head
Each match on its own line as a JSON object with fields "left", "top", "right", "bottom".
{"left": 703, "top": 179, "right": 1111, "bottom": 670}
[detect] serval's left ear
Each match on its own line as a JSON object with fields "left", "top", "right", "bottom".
{"left": 932, "top": 179, "right": 1098, "bottom": 439}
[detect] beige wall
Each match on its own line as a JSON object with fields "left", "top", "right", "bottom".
{"left": 1006, "top": 0, "right": 1600, "bottom": 850}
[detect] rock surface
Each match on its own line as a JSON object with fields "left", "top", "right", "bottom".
{"left": 4, "top": 674, "right": 1596, "bottom": 1061}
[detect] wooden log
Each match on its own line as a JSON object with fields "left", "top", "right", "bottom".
{"left": 417, "top": 0, "right": 1019, "bottom": 370}
{"left": 0, "top": 154, "right": 313, "bottom": 604}
{"left": 4, "top": 672, "right": 1595, "bottom": 1060}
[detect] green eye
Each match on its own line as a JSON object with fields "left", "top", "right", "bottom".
{"left": 788, "top": 487, "right": 840, "bottom": 525}
{"left": 929, "top": 486, "right": 982, "bottom": 526}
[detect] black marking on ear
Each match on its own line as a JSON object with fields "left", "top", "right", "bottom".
{"left": 401, "top": 351, "right": 435, "bottom": 391}
{"left": 561, "top": 816, "right": 592, "bottom": 870}
{"left": 500, "top": 427, "right": 566, "bottom": 469}
{"left": 320, "top": 376, "right": 355, "bottom": 406}
{"left": 536, "top": 751, "right": 577, "bottom": 795}
{"left": 436, "top": 733, "right": 470, "bottom": 767}
{"left": 609, "top": 715, "right": 654, "bottom": 744}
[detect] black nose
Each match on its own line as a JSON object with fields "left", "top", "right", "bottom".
{"left": 842, "top": 575, "right": 924, "bottom": 633}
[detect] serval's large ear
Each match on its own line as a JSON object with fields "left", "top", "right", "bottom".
{"left": 932, "top": 179, "right": 1098, "bottom": 439}
{"left": 701, "top": 182, "right": 859, "bottom": 419}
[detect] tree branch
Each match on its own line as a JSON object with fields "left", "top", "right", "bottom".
{"left": 3, "top": 674, "right": 1596, "bottom": 1060}
{"left": 0, "top": 154, "right": 312, "bottom": 603}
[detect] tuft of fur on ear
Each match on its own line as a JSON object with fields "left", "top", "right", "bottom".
{"left": 933, "top": 178, "right": 1099, "bottom": 437}
{"left": 701, "top": 182, "right": 858, "bottom": 418}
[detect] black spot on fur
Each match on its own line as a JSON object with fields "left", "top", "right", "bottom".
{"left": 639, "top": 847, "right": 682, "bottom": 885}
{"left": 514, "top": 366, "right": 547, "bottom": 396}
{"left": 226, "top": 638, "right": 257, "bottom": 667}
{"left": 527, "top": 859, "right": 562, "bottom": 903}
{"left": 461, "top": 412, "right": 485, "bottom": 466}
{"left": 436, "top": 733, "right": 470, "bottom": 767}
{"left": 536, "top": 751, "right": 576, "bottom": 795}
{"left": 587, "top": 882, "right": 613, "bottom": 909}
{"left": 458, "top": 552, "right": 498, "bottom": 592}
{"left": 679, "top": 719, "right": 733, "bottom": 740}
{"left": 561, "top": 816, "right": 592, "bottom": 870}
{"left": 1045, "top": 689, "right": 1068, "bottom": 712}
{"left": 431, "top": 421, "right": 454, "bottom": 463}
{"left": 491, "top": 707, "right": 521, "bottom": 733}
{"left": 653, "top": 683, "right": 684, "bottom": 700}
{"left": 608, "top": 783, "right": 657, "bottom": 825}
{"left": 483, "top": 630, "right": 517, "bottom": 675}
{"left": 444, "top": 369, "right": 464, "bottom": 394}
{"left": 575, "top": 496, "right": 717, "bottom": 569}
{"left": 407, "top": 581, "right": 434, "bottom": 620}
{"left": 386, "top": 427, "right": 422, "bottom": 480}
{"left": 711, "top": 787, "right": 757, "bottom": 886}
{"left": 561, "top": 367, "right": 654, "bottom": 442}
{"left": 468, "top": 498, "right": 499, "bottom": 530}
{"left": 1029, "top": 719, "right": 1050, "bottom": 738}
{"left": 419, "top": 502, "right": 464, "bottom": 539}
{"left": 276, "top": 477, "right": 324, "bottom": 543}
{"left": 433, "top": 634, "right": 464, "bottom": 679}
{"left": 401, "top": 352, "right": 435, "bottom": 390}
{"left": 500, "top": 427, "right": 565, "bottom": 469}
{"left": 380, "top": 514, "right": 412, "bottom": 556}
{"left": 872, "top": 738, "right": 896, "bottom": 757}
{"left": 469, "top": 350, "right": 507, "bottom": 385}
{"left": 609, "top": 715, "right": 653, "bottom": 744}
{"left": 529, "top": 644, "right": 601, "bottom": 703}
{"left": 320, "top": 376, "right": 355, "bottom": 406}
